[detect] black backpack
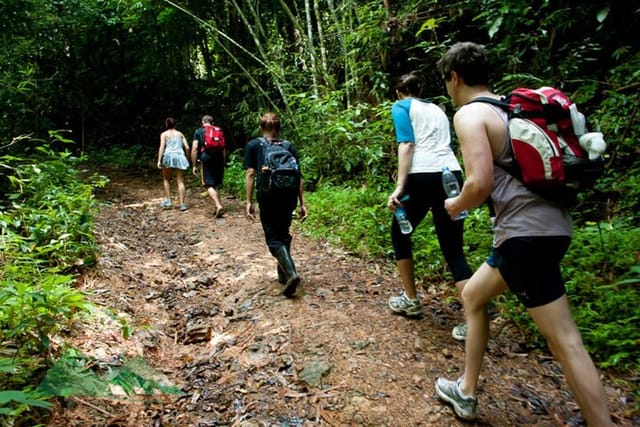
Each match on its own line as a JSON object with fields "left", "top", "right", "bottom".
{"left": 258, "top": 138, "right": 301, "bottom": 195}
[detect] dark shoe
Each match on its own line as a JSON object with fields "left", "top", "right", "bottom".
{"left": 284, "top": 274, "right": 300, "bottom": 298}
{"left": 277, "top": 264, "right": 286, "bottom": 284}
{"left": 275, "top": 246, "right": 300, "bottom": 298}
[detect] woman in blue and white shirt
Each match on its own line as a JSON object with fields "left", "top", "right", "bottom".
{"left": 387, "top": 73, "right": 472, "bottom": 332}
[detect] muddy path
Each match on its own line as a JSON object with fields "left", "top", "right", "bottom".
{"left": 47, "top": 168, "right": 633, "bottom": 426}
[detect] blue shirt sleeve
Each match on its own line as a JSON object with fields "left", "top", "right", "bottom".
{"left": 391, "top": 98, "right": 414, "bottom": 144}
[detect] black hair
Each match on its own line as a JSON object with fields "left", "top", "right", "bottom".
{"left": 437, "top": 42, "right": 489, "bottom": 86}
{"left": 394, "top": 73, "right": 422, "bottom": 97}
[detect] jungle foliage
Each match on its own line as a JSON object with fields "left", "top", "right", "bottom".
{"left": 0, "top": 133, "right": 107, "bottom": 422}
{"left": 0, "top": 0, "right": 639, "bottom": 421}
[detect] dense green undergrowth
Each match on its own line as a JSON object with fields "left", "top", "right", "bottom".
{"left": 0, "top": 137, "right": 182, "bottom": 425}
{"left": 0, "top": 136, "right": 107, "bottom": 423}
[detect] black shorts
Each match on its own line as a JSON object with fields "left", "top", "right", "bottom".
{"left": 494, "top": 236, "right": 571, "bottom": 308}
{"left": 200, "top": 151, "right": 224, "bottom": 188}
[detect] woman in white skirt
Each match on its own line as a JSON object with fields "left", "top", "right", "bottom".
{"left": 157, "top": 117, "right": 190, "bottom": 211}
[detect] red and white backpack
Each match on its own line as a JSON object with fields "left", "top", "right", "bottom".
{"left": 201, "top": 124, "right": 225, "bottom": 154}
{"left": 470, "top": 87, "right": 606, "bottom": 207}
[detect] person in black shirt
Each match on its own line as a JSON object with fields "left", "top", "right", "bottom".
{"left": 191, "top": 115, "right": 225, "bottom": 217}
{"left": 243, "top": 112, "right": 308, "bottom": 297}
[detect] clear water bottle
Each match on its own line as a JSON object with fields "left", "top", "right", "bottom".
{"left": 394, "top": 195, "right": 413, "bottom": 234}
{"left": 569, "top": 103, "right": 586, "bottom": 136}
{"left": 442, "top": 166, "right": 469, "bottom": 221}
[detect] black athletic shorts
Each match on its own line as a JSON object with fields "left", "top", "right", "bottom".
{"left": 200, "top": 151, "right": 224, "bottom": 188}
{"left": 493, "top": 236, "right": 571, "bottom": 308}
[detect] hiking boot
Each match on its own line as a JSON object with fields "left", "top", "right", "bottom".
{"left": 275, "top": 246, "right": 300, "bottom": 298}
{"left": 388, "top": 292, "right": 422, "bottom": 318}
{"left": 435, "top": 377, "right": 478, "bottom": 420}
{"left": 161, "top": 199, "right": 172, "bottom": 209}
{"left": 179, "top": 204, "right": 188, "bottom": 212}
{"left": 277, "top": 264, "right": 286, "bottom": 284}
{"left": 451, "top": 322, "right": 467, "bottom": 341}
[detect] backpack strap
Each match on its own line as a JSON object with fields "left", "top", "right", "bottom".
{"left": 466, "top": 96, "right": 521, "bottom": 179}
{"left": 466, "top": 96, "right": 510, "bottom": 111}
{"left": 261, "top": 137, "right": 290, "bottom": 148}
{"left": 469, "top": 94, "right": 551, "bottom": 120}
{"left": 280, "top": 140, "right": 292, "bottom": 150}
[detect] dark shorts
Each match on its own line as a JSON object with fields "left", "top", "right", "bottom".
{"left": 493, "top": 236, "right": 571, "bottom": 308}
{"left": 200, "top": 151, "right": 224, "bottom": 188}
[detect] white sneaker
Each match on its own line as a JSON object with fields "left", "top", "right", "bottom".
{"left": 435, "top": 377, "right": 478, "bottom": 420}
{"left": 451, "top": 322, "right": 467, "bottom": 341}
{"left": 388, "top": 292, "right": 423, "bottom": 318}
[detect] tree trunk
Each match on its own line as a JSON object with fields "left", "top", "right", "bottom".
{"left": 304, "top": 0, "right": 320, "bottom": 97}
{"left": 314, "top": 0, "right": 329, "bottom": 84}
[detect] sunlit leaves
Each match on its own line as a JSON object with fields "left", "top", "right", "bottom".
{"left": 596, "top": 6, "right": 610, "bottom": 23}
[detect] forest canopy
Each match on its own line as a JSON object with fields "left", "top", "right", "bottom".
{"left": 2, "top": 1, "right": 637, "bottom": 162}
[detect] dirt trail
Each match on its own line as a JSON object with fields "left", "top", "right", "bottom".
{"left": 47, "top": 168, "right": 632, "bottom": 427}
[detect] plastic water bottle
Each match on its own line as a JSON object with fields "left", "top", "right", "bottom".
{"left": 442, "top": 167, "right": 468, "bottom": 221}
{"left": 394, "top": 195, "right": 413, "bottom": 234}
{"left": 569, "top": 103, "right": 586, "bottom": 136}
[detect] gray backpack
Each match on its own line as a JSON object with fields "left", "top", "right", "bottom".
{"left": 258, "top": 138, "right": 301, "bottom": 194}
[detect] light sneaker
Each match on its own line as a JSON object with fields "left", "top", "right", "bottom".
{"left": 161, "top": 199, "right": 172, "bottom": 209}
{"left": 388, "top": 292, "right": 423, "bottom": 318}
{"left": 435, "top": 377, "right": 478, "bottom": 420}
{"left": 179, "top": 203, "right": 188, "bottom": 212}
{"left": 451, "top": 322, "right": 467, "bottom": 341}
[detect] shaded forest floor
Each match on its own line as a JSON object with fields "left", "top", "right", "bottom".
{"left": 47, "top": 167, "right": 635, "bottom": 426}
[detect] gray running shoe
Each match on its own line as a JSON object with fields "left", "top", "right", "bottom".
{"left": 451, "top": 322, "right": 467, "bottom": 341}
{"left": 179, "top": 203, "right": 188, "bottom": 212}
{"left": 388, "top": 293, "right": 423, "bottom": 318}
{"left": 161, "top": 199, "right": 172, "bottom": 209}
{"left": 435, "top": 377, "right": 478, "bottom": 420}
